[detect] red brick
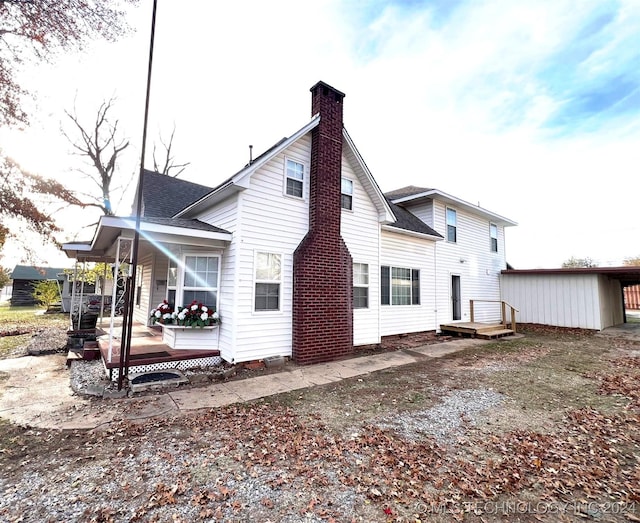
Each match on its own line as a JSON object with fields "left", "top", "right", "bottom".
{"left": 292, "top": 83, "right": 353, "bottom": 365}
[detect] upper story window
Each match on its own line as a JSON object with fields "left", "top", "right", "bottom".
{"left": 285, "top": 159, "right": 304, "bottom": 198}
{"left": 446, "top": 208, "right": 457, "bottom": 243}
{"left": 353, "top": 263, "right": 369, "bottom": 308}
{"left": 490, "top": 223, "right": 498, "bottom": 252}
{"left": 381, "top": 266, "right": 420, "bottom": 306}
{"left": 255, "top": 252, "right": 282, "bottom": 311}
{"left": 341, "top": 178, "right": 353, "bottom": 210}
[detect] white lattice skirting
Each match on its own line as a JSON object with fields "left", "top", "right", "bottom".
{"left": 107, "top": 355, "right": 223, "bottom": 382}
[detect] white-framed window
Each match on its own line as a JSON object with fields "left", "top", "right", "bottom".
{"left": 181, "top": 254, "right": 220, "bottom": 309}
{"left": 135, "top": 265, "right": 143, "bottom": 307}
{"left": 285, "top": 158, "right": 304, "bottom": 198}
{"left": 446, "top": 207, "right": 457, "bottom": 243}
{"left": 381, "top": 266, "right": 420, "bottom": 305}
{"left": 353, "top": 263, "right": 369, "bottom": 308}
{"left": 254, "top": 252, "right": 282, "bottom": 311}
{"left": 167, "top": 257, "right": 178, "bottom": 306}
{"left": 341, "top": 178, "right": 353, "bottom": 210}
{"left": 490, "top": 223, "right": 498, "bottom": 253}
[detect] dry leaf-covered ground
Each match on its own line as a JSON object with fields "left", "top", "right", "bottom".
{"left": 1, "top": 326, "right": 640, "bottom": 522}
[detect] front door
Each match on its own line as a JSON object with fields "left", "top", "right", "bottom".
{"left": 452, "top": 275, "right": 461, "bottom": 321}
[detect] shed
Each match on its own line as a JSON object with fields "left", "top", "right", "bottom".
{"left": 9, "top": 265, "right": 68, "bottom": 306}
{"left": 501, "top": 267, "right": 640, "bottom": 331}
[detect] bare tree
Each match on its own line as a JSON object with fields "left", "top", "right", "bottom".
{"left": 152, "top": 125, "right": 191, "bottom": 178}
{"left": 0, "top": 0, "right": 138, "bottom": 128}
{"left": 0, "top": 0, "right": 138, "bottom": 255}
{"left": 63, "top": 98, "right": 131, "bottom": 215}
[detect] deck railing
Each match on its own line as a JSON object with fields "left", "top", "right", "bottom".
{"left": 470, "top": 300, "right": 519, "bottom": 333}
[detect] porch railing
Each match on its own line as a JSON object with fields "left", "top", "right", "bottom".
{"left": 470, "top": 300, "right": 519, "bottom": 333}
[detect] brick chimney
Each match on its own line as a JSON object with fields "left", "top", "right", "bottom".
{"left": 292, "top": 81, "right": 353, "bottom": 365}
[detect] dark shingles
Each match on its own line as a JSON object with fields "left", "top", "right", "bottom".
{"left": 141, "top": 170, "right": 214, "bottom": 218}
{"left": 385, "top": 185, "right": 433, "bottom": 201}
{"left": 386, "top": 199, "right": 442, "bottom": 238}
{"left": 139, "top": 216, "right": 230, "bottom": 234}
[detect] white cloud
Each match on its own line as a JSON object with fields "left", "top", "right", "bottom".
{"left": 2, "top": 0, "right": 639, "bottom": 268}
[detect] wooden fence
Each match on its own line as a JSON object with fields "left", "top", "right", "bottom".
{"left": 625, "top": 285, "right": 640, "bottom": 310}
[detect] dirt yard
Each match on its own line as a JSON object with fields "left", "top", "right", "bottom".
{"left": 1, "top": 327, "right": 639, "bottom": 522}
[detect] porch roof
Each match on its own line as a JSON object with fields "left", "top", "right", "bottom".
{"left": 62, "top": 215, "right": 232, "bottom": 262}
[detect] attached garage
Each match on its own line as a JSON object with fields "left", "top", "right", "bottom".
{"left": 501, "top": 267, "right": 640, "bottom": 331}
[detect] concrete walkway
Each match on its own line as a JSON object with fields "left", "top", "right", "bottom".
{"left": 0, "top": 338, "right": 492, "bottom": 431}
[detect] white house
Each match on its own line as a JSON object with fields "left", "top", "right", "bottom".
{"left": 63, "top": 81, "right": 516, "bottom": 368}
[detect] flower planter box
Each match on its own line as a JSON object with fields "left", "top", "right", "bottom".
{"left": 159, "top": 324, "right": 219, "bottom": 350}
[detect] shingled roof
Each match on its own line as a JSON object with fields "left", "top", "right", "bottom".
{"left": 385, "top": 185, "right": 433, "bottom": 201}
{"left": 10, "top": 265, "right": 67, "bottom": 280}
{"left": 140, "top": 216, "right": 230, "bottom": 234}
{"left": 385, "top": 199, "right": 442, "bottom": 238}
{"left": 141, "top": 170, "right": 214, "bottom": 218}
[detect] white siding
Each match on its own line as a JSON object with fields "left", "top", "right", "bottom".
{"left": 197, "top": 195, "right": 240, "bottom": 361}
{"left": 227, "top": 135, "right": 312, "bottom": 362}
{"left": 380, "top": 229, "right": 437, "bottom": 336}
{"left": 132, "top": 253, "right": 154, "bottom": 325}
{"left": 150, "top": 255, "right": 169, "bottom": 311}
{"left": 341, "top": 158, "right": 381, "bottom": 345}
{"left": 411, "top": 199, "right": 508, "bottom": 325}
{"left": 598, "top": 275, "right": 624, "bottom": 329}
{"left": 196, "top": 133, "right": 387, "bottom": 362}
{"left": 501, "top": 273, "right": 603, "bottom": 329}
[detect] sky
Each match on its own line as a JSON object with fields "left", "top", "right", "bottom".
{"left": 1, "top": 0, "right": 639, "bottom": 269}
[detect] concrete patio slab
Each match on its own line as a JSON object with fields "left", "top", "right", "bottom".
{"left": 338, "top": 351, "right": 417, "bottom": 373}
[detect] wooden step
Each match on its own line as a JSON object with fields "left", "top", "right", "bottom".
{"left": 476, "top": 329, "right": 514, "bottom": 339}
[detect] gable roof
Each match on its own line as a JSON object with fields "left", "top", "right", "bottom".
{"left": 139, "top": 170, "right": 214, "bottom": 218}
{"left": 175, "top": 116, "right": 396, "bottom": 224}
{"left": 10, "top": 265, "right": 67, "bottom": 280}
{"left": 386, "top": 186, "right": 517, "bottom": 227}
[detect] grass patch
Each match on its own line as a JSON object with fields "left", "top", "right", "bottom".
{"left": 0, "top": 334, "right": 32, "bottom": 358}
{"left": 0, "top": 304, "right": 67, "bottom": 335}
{"left": 480, "top": 335, "right": 628, "bottom": 428}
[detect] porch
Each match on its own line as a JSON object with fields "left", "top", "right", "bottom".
{"left": 95, "top": 319, "right": 222, "bottom": 381}
{"left": 440, "top": 299, "right": 518, "bottom": 339}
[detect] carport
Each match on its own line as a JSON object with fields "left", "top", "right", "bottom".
{"left": 500, "top": 266, "right": 640, "bottom": 331}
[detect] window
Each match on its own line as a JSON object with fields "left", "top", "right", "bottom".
{"left": 490, "top": 223, "right": 498, "bottom": 253}
{"left": 341, "top": 178, "right": 353, "bottom": 210}
{"left": 255, "top": 252, "right": 281, "bottom": 311}
{"left": 182, "top": 255, "right": 219, "bottom": 308}
{"left": 353, "top": 263, "right": 369, "bottom": 308}
{"left": 285, "top": 159, "right": 304, "bottom": 198}
{"left": 446, "top": 208, "right": 457, "bottom": 243}
{"left": 381, "top": 266, "right": 420, "bottom": 305}
{"left": 135, "top": 265, "right": 143, "bottom": 307}
{"left": 167, "top": 258, "right": 178, "bottom": 306}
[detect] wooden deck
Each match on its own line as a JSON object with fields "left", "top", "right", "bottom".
{"left": 98, "top": 325, "right": 221, "bottom": 369}
{"left": 440, "top": 322, "right": 515, "bottom": 339}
